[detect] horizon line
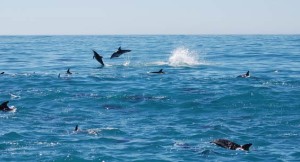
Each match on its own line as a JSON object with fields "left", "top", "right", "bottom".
{"left": 1, "top": 33, "right": 300, "bottom": 36}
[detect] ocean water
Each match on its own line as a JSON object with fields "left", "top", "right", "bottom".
{"left": 0, "top": 35, "right": 299, "bottom": 162}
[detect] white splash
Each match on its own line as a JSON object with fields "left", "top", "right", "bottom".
{"left": 168, "top": 47, "right": 202, "bottom": 66}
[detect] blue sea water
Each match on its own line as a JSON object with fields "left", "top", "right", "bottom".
{"left": 0, "top": 35, "right": 299, "bottom": 162}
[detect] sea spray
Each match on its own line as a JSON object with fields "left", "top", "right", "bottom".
{"left": 168, "top": 47, "right": 201, "bottom": 66}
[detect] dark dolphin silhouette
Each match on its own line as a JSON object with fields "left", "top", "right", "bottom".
{"left": 66, "top": 68, "right": 72, "bottom": 75}
{"left": 93, "top": 50, "right": 105, "bottom": 66}
{"left": 150, "top": 69, "right": 165, "bottom": 74}
{"left": 74, "top": 125, "right": 79, "bottom": 131}
{"left": 211, "top": 139, "right": 252, "bottom": 151}
{"left": 237, "top": 71, "right": 250, "bottom": 78}
{"left": 1, "top": 72, "right": 4, "bottom": 74}
{"left": 0, "top": 101, "right": 15, "bottom": 111}
{"left": 110, "top": 46, "right": 131, "bottom": 59}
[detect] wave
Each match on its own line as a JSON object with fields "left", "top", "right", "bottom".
{"left": 168, "top": 47, "right": 203, "bottom": 67}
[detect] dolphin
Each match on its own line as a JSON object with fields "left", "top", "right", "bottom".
{"left": 1, "top": 72, "right": 4, "bottom": 74}
{"left": 110, "top": 46, "right": 131, "bottom": 59}
{"left": 73, "top": 125, "right": 98, "bottom": 135}
{"left": 150, "top": 69, "right": 165, "bottom": 74}
{"left": 0, "top": 101, "right": 15, "bottom": 111}
{"left": 66, "top": 68, "right": 72, "bottom": 75}
{"left": 211, "top": 139, "right": 252, "bottom": 151}
{"left": 237, "top": 71, "right": 250, "bottom": 78}
{"left": 93, "top": 50, "right": 105, "bottom": 66}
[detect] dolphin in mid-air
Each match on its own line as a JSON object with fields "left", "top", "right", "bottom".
{"left": 110, "top": 46, "right": 131, "bottom": 59}
{"left": 211, "top": 139, "right": 252, "bottom": 151}
{"left": 93, "top": 50, "right": 105, "bottom": 66}
{"left": 150, "top": 69, "right": 165, "bottom": 74}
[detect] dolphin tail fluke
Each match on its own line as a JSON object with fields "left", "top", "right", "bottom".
{"left": 241, "top": 143, "right": 252, "bottom": 151}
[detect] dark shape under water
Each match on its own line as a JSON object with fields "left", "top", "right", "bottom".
{"left": 93, "top": 50, "right": 105, "bottom": 66}
{"left": 1, "top": 72, "right": 4, "bottom": 74}
{"left": 150, "top": 69, "right": 165, "bottom": 74}
{"left": 110, "top": 46, "right": 131, "bottom": 59}
{"left": 211, "top": 139, "right": 252, "bottom": 151}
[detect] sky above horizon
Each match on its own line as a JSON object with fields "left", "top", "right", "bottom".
{"left": 1, "top": 0, "right": 300, "bottom": 35}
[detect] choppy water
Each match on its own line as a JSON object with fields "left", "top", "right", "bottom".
{"left": 0, "top": 35, "right": 300, "bottom": 161}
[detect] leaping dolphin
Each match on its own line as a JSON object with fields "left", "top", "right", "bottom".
{"left": 0, "top": 101, "right": 15, "bottom": 111}
{"left": 93, "top": 50, "right": 105, "bottom": 66}
{"left": 110, "top": 46, "right": 131, "bottom": 59}
{"left": 211, "top": 139, "right": 252, "bottom": 151}
{"left": 150, "top": 69, "right": 165, "bottom": 74}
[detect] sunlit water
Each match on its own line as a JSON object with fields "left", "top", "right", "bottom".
{"left": 0, "top": 35, "right": 300, "bottom": 161}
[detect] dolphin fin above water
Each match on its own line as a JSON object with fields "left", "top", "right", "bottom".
{"left": 150, "top": 69, "right": 165, "bottom": 74}
{"left": 0, "top": 101, "right": 15, "bottom": 111}
{"left": 237, "top": 71, "right": 250, "bottom": 78}
{"left": 66, "top": 68, "right": 72, "bottom": 74}
{"left": 211, "top": 139, "right": 252, "bottom": 151}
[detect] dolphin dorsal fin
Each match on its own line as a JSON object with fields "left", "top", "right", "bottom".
{"left": 75, "top": 125, "right": 79, "bottom": 131}
{"left": 241, "top": 143, "right": 252, "bottom": 151}
{"left": 159, "top": 69, "right": 163, "bottom": 73}
{"left": 118, "top": 47, "right": 121, "bottom": 51}
{"left": 1, "top": 101, "right": 9, "bottom": 109}
{"left": 246, "top": 71, "right": 250, "bottom": 76}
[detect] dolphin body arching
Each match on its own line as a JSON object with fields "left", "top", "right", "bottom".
{"left": 93, "top": 50, "right": 105, "bottom": 66}
{"left": 110, "top": 47, "right": 131, "bottom": 59}
{"left": 211, "top": 139, "right": 252, "bottom": 151}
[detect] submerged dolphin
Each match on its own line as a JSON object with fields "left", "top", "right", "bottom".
{"left": 237, "top": 71, "right": 250, "bottom": 78}
{"left": 0, "top": 101, "right": 15, "bottom": 111}
{"left": 211, "top": 139, "right": 252, "bottom": 151}
{"left": 110, "top": 46, "right": 131, "bottom": 59}
{"left": 66, "top": 68, "right": 72, "bottom": 75}
{"left": 1, "top": 72, "right": 4, "bottom": 74}
{"left": 93, "top": 50, "right": 105, "bottom": 66}
{"left": 150, "top": 69, "right": 165, "bottom": 74}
